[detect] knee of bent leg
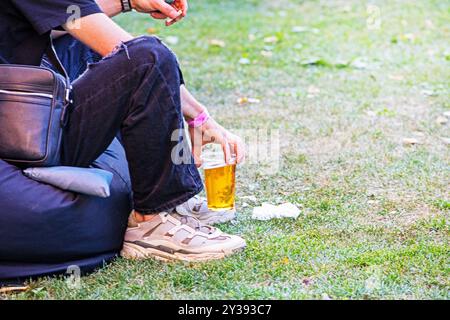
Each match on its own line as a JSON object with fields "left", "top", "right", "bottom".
{"left": 127, "top": 36, "right": 178, "bottom": 70}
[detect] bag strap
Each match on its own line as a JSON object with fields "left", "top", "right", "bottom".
{"left": 45, "top": 36, "right": 72, "bottom": 105}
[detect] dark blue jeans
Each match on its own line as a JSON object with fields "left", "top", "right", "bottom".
{"left": 46, "top": 35, "right": 203, "bottom": 213}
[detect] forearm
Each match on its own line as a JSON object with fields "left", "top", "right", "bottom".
{"left": 63, "top": 13, "right": 133, "bottom": 57}
{"left": 97, "top": 0, "right": 123, "bottom": 18}
{"left": 180, "top": 85, "right": 208, "bottom": 121}
{"left": 52, "top": 0, "right": 122, "bottom": 39}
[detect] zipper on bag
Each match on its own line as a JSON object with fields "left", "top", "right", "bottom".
{"left": 0, "top": 89, "right": 53, "bottom": 99}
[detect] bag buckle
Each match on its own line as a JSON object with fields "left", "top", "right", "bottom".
{"left": 61, "top": 85, "right": 73, "bottom": 127}
{"left": 65, "top": 85, "right": 73, "bottom": 105}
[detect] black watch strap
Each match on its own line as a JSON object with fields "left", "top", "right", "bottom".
{"left": 121, "top": 0, "right": 132, "bottom": 12}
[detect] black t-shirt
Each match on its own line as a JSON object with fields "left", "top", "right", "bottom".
{"left": 0, "top": 0, "right": 102, "bottom": 65}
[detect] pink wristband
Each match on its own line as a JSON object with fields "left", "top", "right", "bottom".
{"left": 188, "top": 111, "right": 210, "bottom": 128}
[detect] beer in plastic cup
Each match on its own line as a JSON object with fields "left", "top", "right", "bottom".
{"left": 203, "top": 157, "right": 236, "bottom": 211}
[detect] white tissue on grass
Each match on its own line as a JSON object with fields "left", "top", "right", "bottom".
{"left": 251, "top": 202, "right": 301, "bottom": 220}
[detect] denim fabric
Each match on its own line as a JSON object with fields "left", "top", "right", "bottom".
{"left": 48, "top": 35, "right": 203, "bottom": 213}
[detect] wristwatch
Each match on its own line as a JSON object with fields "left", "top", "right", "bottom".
{"left": 121, "top": 0, "right": 132, "bottom": 12}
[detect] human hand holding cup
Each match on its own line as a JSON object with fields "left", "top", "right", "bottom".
{"left": 188, "top": 116, "right": 245, "bottom": 211}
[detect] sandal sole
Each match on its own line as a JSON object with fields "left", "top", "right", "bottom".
{"left": 120, "top": 241, "right": 245, "bottom": 262}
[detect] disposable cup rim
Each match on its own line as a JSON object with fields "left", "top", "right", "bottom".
{"left": 202, "top": 157, "right": 236, "bottom": 169}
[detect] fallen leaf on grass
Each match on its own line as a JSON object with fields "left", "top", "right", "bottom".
{"left": 412, "top": 131, "right": 425, "bottom": 137}
{"left": 436, "top": 116, "right": 448, "bottom": 125}
{"left": 237, "top": 97, "right": 261, "bottom": 105}
{"left": 291, "top": 26, "right": 320, "bottom": 34}
{"left": 209, "top": 39, "right": 225, "bottom": 47}
{"left": 165, "top": 36, "right": 179, "bottom": 45}
{"left": 241, "top": 195, "right": 258, "bottom": 202}
{"left": 237, "top": 97, "right": 247, "bottom": 104}
{"left": 425, "top": 19, "right": 435, "bottom": 29}
{"left": 248, "top": 98, "right": 261, "bottom": 103}
{"left": 264, "top": 36, "right": 278, "bottom": 44}
{"left": 307, "top": 85, "right": 321, "bottom": 95}
{"left": 403, "top": 138, "right": 421, "bottom": 145}
{"left": 292, "top": 26, "right": 309, "bottom": 33}
{"left": 388, "top": 74, "right": 404, "bottom": 81}
{"left": 146, "top": 27, "right": 157, "bottom": 34}
{"left": 260, "top": 50, "right": 273, "bottom": 58}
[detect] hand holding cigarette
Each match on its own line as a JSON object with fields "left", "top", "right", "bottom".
{"left": 165, "top": 0, "right": 186, "bottom": 26}
{"left": 131, "top": 0, "right": 188, "bottom": 26}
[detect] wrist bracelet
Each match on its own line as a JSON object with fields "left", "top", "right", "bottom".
{"left": 188, "top": 111, "right": 210, "bottom": 128}
{"left": 121, "top": 0, "right": 132, "bottom": 12}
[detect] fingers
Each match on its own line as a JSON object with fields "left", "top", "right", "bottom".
{"left": 222, "top": 139, "right": 232, "bottom": 164}
{"left": 227, "top": 139, "right": 245, "bottom": 164}
{"left": 193, "top": 142, "right": 203, "bottom": 167}
{"left": 234, "top": 137, "right": 246, "bottom": 164}
{"left": 165, "top": 0, "right": 185, "bottom": 25}
{"left": 180, "top": 0, "right": 188, "bottom": 16}
{"left": 190, "top": 127, "right": 203, "bottom": 167}
{"left": 150, "top": 12, "right": 167, "bottom": 19}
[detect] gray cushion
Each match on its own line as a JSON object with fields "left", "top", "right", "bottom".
{"left": 23, "top": 166, "right": 113, "bottom": 198}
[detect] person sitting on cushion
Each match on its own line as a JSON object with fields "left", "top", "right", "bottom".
{"left": 0, "top": 0, "right": 246, "bottom": 262}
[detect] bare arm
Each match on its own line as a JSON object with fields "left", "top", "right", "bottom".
{"left": 97, "top": 0, "right": 123, "bottom": 17}
{"left": 63, "top": 13, "right": 132, "bottom": 57}
{"left": 52, "top": 0, "right": 122, "bottom": 39}
{"left": 61, "top": 1, "right": 180, "bottom": 56}
{"left": 52, "top": 0, "right": 187, "bottom": 45}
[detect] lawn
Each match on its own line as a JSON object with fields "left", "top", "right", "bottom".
{"left": 6, "top": 0, "right": 449, "bottom": 299}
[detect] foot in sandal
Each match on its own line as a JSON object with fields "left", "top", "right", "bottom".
{"left": 121, "top": 211, "right": 245, "bottom": 262}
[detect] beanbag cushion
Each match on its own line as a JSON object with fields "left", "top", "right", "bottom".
{"left": 23, "top": 166, "right": 113, "bottom": 198}
{"left": 0, "top": 139, "right": 132, "bottom": 284}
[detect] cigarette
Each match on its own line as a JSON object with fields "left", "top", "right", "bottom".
{"left": 166, "top": 10, "right": 183, "bottom": 24}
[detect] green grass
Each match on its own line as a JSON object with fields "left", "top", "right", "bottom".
{"left": 5, "top": 0, "right": 450, "bottom": 299}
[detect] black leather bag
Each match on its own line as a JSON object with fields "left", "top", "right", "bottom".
{"left": 0, "top": 38, "right": 71, "bottom": 167}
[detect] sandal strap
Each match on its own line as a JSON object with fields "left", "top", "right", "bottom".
{"left": 187, "top": 195, "right": 209, "bottom": 214}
